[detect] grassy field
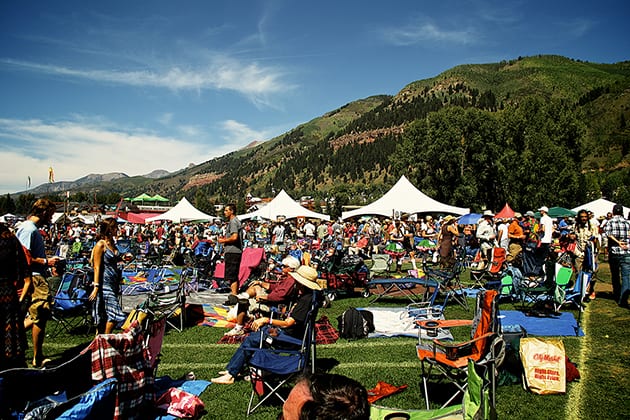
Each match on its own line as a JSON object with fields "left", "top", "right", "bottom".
{"left": 36, "top": 261, "right": 630, "bottom": 419}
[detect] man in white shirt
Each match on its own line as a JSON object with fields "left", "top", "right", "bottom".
{"left": 538, "top": 206, "right": 554, "bottom": 261}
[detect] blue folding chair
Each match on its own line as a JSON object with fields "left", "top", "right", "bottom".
{"left": 245, "top": 291, "right": 321, "bottom": 416}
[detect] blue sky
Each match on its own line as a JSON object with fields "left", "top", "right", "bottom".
{"left": 1, "top": 0, "right": 628, "bottom": 194}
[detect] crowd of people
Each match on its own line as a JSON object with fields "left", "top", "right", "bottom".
{"left": 1, "top": 196, "right": 629, "bottom": 418}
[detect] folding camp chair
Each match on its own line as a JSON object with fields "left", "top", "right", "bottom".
{"left": 415, "top": 290, "right": 504, "bottom": 409}
{"left": 369, "top": 253, "right": 391, "bottom": 278}
{"left": 49, "top": 268, "right": 95, "bottom": 337}
{"left": 245, "top": 291, "right": 321, "bottom": 416}
{"left": 143, "top": 276, "right": 188, "bottom": 332}
{"left": 469, "top": 247, "right": 507, "bottom": 289}
{"left": 422, "top": 255, "right": 469, "bottom": 311}
{"left": 516, "top": 261, "right": 573, "bottom": 314}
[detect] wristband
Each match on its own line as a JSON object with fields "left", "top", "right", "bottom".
{"left": 268, "top": 318, "right": 273, "bottom": 325}
{"left": 44, "top": 258, "right": 48, "bottom": 266}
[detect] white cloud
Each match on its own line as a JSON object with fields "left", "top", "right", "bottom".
{"left": 0, "top": 55, "right": 295, "bottom": 106}
{"left": 557, "top": 18, "right": 595, "bottom": 39}
{"left": 381, "top": 20, "right": 478, "bottom": 46}
{"left": 0, "top": 117, "right": 209, "bottom": 194}
{"left": 219, "top": 119, "right": 270, "bottom": 148}
{"left": 0, "top": 116, "right": 278, "bottom": 194}
{"left": 158, "top": 112, "right": 174, "bottom": 126}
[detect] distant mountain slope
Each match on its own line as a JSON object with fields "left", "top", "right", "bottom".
{"left": 19, "top": 55, "right": 630, "bottom": 214}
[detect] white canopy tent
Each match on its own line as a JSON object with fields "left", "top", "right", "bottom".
{"left": 572, "top": 198, "right": 630, "bottom": 219}
{"left": 146, "top": 197, "right": 214, "bottom": 223}
{"left": 341, "top": 175, "right": 469, "bottom": 220}
{"left": 238, "top": 190, "right": 330, "bottom": 221}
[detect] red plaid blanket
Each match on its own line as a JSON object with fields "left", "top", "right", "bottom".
{"left": 87, "top": 321, "right": 154, "bottom": 419}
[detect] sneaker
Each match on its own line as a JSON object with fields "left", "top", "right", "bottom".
{"left": 224, "top": 294, "right": 238, "bottom": 306}
{"left": 211, "top": 373, "right": 235, "bottom": 384}
{"left": 218, "top": 370, "right": 228, "bottom": 376}
{"left": 224, "top": 326, "right": 244, "bottom": 336}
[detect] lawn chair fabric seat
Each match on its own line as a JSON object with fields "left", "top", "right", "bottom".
{"left": 0, "top": 350, "right": 93, "bottom": 418}
{"left": 369, "top": 254, "right": 391, "bottom": 278}
{"left": 49, "top": 268, "right": 95, "bottom": 337}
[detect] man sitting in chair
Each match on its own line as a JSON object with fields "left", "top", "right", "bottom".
{"left": 224, "top": 255, "right": 300, "bottom": 336}
{"left": 212, "top": 265, "right": 322, "bottom": 384}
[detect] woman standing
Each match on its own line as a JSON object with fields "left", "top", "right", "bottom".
{"left": 437, "top": 215, "right": 459, "bottom": 268}
{"left": 89, "top": 218, "right": 126, "bottom": 334}
{"left": 0, "top": 222, "right": 30, "bottom": 370}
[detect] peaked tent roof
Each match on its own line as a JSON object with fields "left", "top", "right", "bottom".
{"left": 341, "top": 175, "right": 469, "bottom": 220}
{"left": 494, "top": 203, "right": 515, "bottom": 219}
{"left": 238, "top": 190, "right": 330, "bottom": 221}
{"left": 130, "top": 193, "right": 153, "bottom": 202}
{"left": 145, "top": 197, "right": 213, "bottom": 223}
{"left": 150, "top": 194, "right": 170, "bottom": 202}
{"left": 572, "top": 198, "right": 630, "bottom": 219}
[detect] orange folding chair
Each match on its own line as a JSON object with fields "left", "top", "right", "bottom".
{"left": 415, "top": 290, "right": 504, "bottom": 409}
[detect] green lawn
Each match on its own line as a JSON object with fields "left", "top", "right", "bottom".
{"left": 36, "top": 261, "right": 630, "bottom": 419}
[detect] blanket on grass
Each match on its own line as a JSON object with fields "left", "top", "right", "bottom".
{"left": 499, "top": 310, "right": 584, "bottom": 337}
{"left": 360, "top": 307, "right": 453, "bottom": 340}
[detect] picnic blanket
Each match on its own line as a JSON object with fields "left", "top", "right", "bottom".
{"left": 122, "top": 267, "right": 180, "bottom": 295}
{"left": 360, "top": 307, "right": 453, "bottom": 340}
{"left": 499, "top": 310, "right": 584, "bottom": 336}
{"left": 195, "top": 304, "right": 236, "bottom": 329}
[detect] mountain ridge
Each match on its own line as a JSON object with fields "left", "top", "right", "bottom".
{"left": 13, "top": 55, "right": 630, "bottom": 215}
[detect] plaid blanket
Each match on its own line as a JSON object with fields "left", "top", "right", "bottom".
{"left": 87, "top": 321, "right": 155, "bottom": 419}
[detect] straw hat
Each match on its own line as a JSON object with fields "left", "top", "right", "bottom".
{"left": 289, "top": 266, "right": 322, "bottom": 290}
{"left": 281, "top": 255, "right": 300, "bottom": 269}
{"left": 482, "top": 210, "right": 494, "bottom": 218}
{"left": 442, "top": 215, "right": 456, "bottom": 224}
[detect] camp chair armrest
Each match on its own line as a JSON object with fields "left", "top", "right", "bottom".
{"left": 433, "top": 331, "right": 495, "bottom": 348}
{"left": 416, "top": 319, "right": 473, "bottom": 329}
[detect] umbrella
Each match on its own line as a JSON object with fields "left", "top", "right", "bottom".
{"left": 547, "top": 207, "right": 577, "bottom": 218}
{"left": 458, "top": 213, "right": 482, "bottom": 225}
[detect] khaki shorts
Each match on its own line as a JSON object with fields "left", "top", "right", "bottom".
{"left": 29, "top": 274, "right": 51, "bottom": 325}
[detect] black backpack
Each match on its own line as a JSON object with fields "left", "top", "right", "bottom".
{"left": 337, "top": 307, "right": 375, "bottom": 339}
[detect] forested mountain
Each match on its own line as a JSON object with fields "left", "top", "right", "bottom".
{"left": 5, "top": 55, "right": 630, "bottom": 217}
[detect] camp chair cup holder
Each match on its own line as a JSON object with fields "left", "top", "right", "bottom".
{"left": 423, "top": 320, "right": 440, "bottom": 338}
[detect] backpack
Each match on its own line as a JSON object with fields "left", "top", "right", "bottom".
{"left": 337, "top": 307, "right": 375, "bottom": 339}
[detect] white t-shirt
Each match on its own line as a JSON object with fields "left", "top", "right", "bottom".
{"left": 540, "top": 214, "right": 553, "bottom": 244}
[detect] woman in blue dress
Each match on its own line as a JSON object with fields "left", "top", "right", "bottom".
{"left": 89, "top": 218, "right": 126, "bottom": 334}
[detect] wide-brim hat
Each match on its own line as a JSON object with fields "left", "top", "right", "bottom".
{"left": 289, "top": 266, "right": 322, "bottom": 290}
{"left": 281, "top": 255, "right": 300, "bottom": 269}
{"left": 525, "top": 211, "right": 535, "bottom": 217}
{"left": 482, "top": 210, "right": 494, "bottom": 218}
{"left": 513, "top": 212, "right": 522, "bottom": 219}
{"left": 443, "top": 215, "right": 456, "bottom": 223}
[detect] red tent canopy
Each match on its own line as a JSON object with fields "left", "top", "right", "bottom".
{"left": 494, "top": 203, "right": 515, "bottom": 219}
{"left": 123, "top": 212, "right": 162, "bottom": 224}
